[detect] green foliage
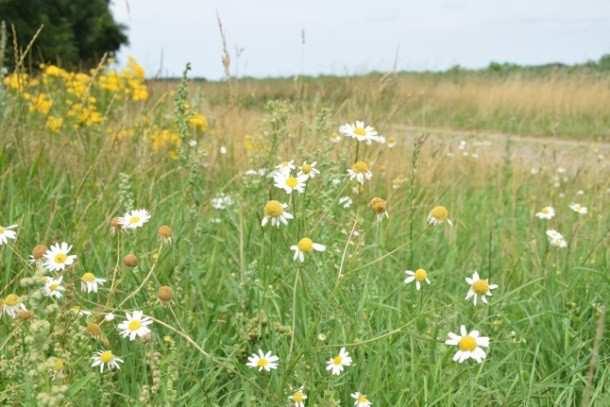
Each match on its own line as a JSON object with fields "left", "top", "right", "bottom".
{"left": 0, "top": 0, "right": 127, "bottom": 70}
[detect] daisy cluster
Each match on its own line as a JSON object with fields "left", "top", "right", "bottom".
{"left": 535, "top": 201, "right": 588, "bottom": 248}
{"left": 0, "top": 208, "right": 172, "bottom": 374}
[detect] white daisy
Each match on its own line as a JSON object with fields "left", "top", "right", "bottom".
{"left": 546, "top": 229, "right": 567, "bottom": 248}
{"left": 535, "top": 206, "right": 555, "bottom": 220}
{"left": 80, "top": 272, "right": 106, "bottom": 293}
{"left": 273, "top": 160, "right": 296, "bottom": 177}
{"left": 427, "top": 206, "right": 452, "bottom": 226}
{"left": 118, "top": 310, "right": 153, "bottom": 341}
{"left": 404, "top": 268, "right": 430, "bottom": 290}
{"left": 290, "top": 237, "right": 326, "bottom": 262}
{"left": 42, "top": 276, "right": 65, "bottom": 299}
{"left": 339, "top": 121, "right": 385, "bottom": 144}
{"left": 246, "top": 349, "right": 279, "bottom": 372}
{"left": 274, "top": 172, "right": 307, "bottom": 194}
{"left": 211, "top": 193, "right": 234, "bottom": 210}
{"left": 245, "top": 168, "right": 268, "bottom": 177}
{"left": 339, "top": 196, "right": 353, "bottom": 208}
{"left": 289, "top": 386, "right": 307, "bottom": 407}
{"left": 465, "top": 272, "right": 498, "bottom": 305}
{"left": 1, "top": 294, "right": 26, "bottom": 318}
{"left": 351, "top": 392, "right": 372, "bottom": 407}
{"left": 118, "top": 209, "right": 151, "bottom": 230}
{"left": 326, "top": 347, "right": 352, "bottom": 375}
{"left": 43, "top": 242, "right": 77, "bottom": 272}
{"left": 261, "top": 200, "right": 293, "bottom": 227}
{"left": 298, "top": 161, "right": 320, "bottom": 180}
{"left": 91, "top": 350, "right": 124, "bottom": 373}
{"left": 569, "top": 203, "right": 587, "bottom": 215}
{"left": 445, "top": 325, "right": 490, "bottom": 363}
{"left": 104, "top": 312, "right": 116, "bottom": 321}
{"left": 0, "top": 224, "right": 18, "bottom": 246}
{"left": 347, "top": 161, "right": 372, "bottom": 185}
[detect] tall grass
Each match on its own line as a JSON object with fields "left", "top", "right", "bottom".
{"left": 0, "top": 65, "right": 609, "bottom": 406}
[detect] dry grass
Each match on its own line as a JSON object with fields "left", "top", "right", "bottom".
{"left": 154, "top": 71, "right": 610, "bottom": 140}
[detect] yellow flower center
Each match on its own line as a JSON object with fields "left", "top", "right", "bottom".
{"left": 127, "top": 319, "right": 142, "bottom": 331}
{"left": 54, "top": 253, "right": 67, "bottom": 264}
{"left": 354, "top": 127, "right": 366, "bottom": 138}
{"left": 264, "top": 200, "right": 284, "bottom": 217}
{"left": 332, "top": 355, "right": 343, "bottom": 365}
{"left": 352, "top": 160, "right": 369, "bottom": 173}
{"left": 301, "top": 163, "right": 312, "bottom": 174}
{"left": 100, "top": 351, "right": 113, "bottom": 363}
{"left": 128, "top": 215, "right": 141, "bottom": 225}
{"left": 286, "top": 176, "right": 298, "bottom": 188}
{"left": 49, "top": 283, "right": 60, "bottom": 291}
{"left": 430, "top": 206, "right": 449, "bottom": 221}
{"left": 542, "top": 207, "right": 551, "bottom": 214}
{"left": 0, "top": 226, "right": 5, "bottom": 234}
{"left": 472, "top": 279, "right": 489, "bottom": 295}
{"left": 81, "top": 273, "right": 96, "bottom": 283}
{"left": 291, "top": 391, "right": 305, "bottom": 402}
{"left": 297, "top": 237, "right": 314, "bottom": 253}
{"left": 458, "top": 335, "right": 477, "bottom": 352}
{"left": 256, "top": 357, "right": 269, "bottom": 368}
{"left": 52, "top": 357, "right": 64, "bottom": 371}
{"left": 414, "top": 268, "right": 427, "bottom": 282}
{"left": 4, "top": 294, "right": 19, "bottom": 306}
{"left": 357, "top": 394, "right": 369, "bottom": 403}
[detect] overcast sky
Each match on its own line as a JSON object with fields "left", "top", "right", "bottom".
{"left": 110, "top": 0, "right": 610, "bottom": 79}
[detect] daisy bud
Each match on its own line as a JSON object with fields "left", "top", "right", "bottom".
{"left": 32, "top": 244, "right": 48, "bottom": 260}
{"left": 369, "top": 197, "right": 387, "bottom": 214}
{"left": 17, "top": 309, "right": 33, "bottom": 321}
{"left": 111, "top": 217, "right": 122, "bottom": 233}
{"left": 157, "top": 285, "right": 173, "bottom": 303}
{"left": 86, "top": 322, "right": 102, "bottom": 337}
{"left": 158, "top": 225, "right": 172, "bottom": 242}
{"left": 123, "top": 253, "right": 138, "bottom": 268}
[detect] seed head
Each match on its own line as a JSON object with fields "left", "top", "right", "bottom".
{"left": 123, "top": 253, "right": 138, "bottom": 268}
{"left": 32, "top": 244, "right": 48, "bottom": 260}
{"left": 369, "top": 197, "right": 387, "bottom": 214}
{"left": 158, "top": 225, "right": 172, "bottom": 239}
{"left": 158, "top": 285, "right": 173, "bottom": 303}
{"left": 111, "top": 217, "right": 122, "bottom": 231}
{"left": 86, "top": 322, "right": 102, "bottom": 337}
{"left": 17, "top": 309, "right": 33, "bottom": 321}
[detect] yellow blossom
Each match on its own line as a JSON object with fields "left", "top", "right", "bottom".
{"left": 46, "top": 116, "right": 63, "bottom": 133}
{"left": 188, "top": 113, "right": 208, "bottom": 132}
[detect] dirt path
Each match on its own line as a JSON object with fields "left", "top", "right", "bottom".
{"left": 394, "top": 125, "right": 610, "bottom": 173}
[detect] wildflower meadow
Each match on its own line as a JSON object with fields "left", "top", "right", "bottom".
{"left": 0, "top": 59, "right": 608, "bottom": 406}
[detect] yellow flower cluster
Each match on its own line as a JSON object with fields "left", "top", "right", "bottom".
{"left": 3, "top": 59, "right": 212, "bottom": 159}
{"left": 98, "top": 58, "right": 149, "bottom": 101}
{"left": 149, "top": 129, "right": 181, "bottom": 159}
{"left": 2, "top": 58, "right": 150, "bottom": 134}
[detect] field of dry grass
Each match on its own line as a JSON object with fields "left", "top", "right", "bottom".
{"left": 155, "top": 70, "right": 610, "bottom": 142}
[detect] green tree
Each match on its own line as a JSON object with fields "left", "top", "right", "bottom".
{"left": 0, "top": 0, "right": 128, "bottom": 70}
